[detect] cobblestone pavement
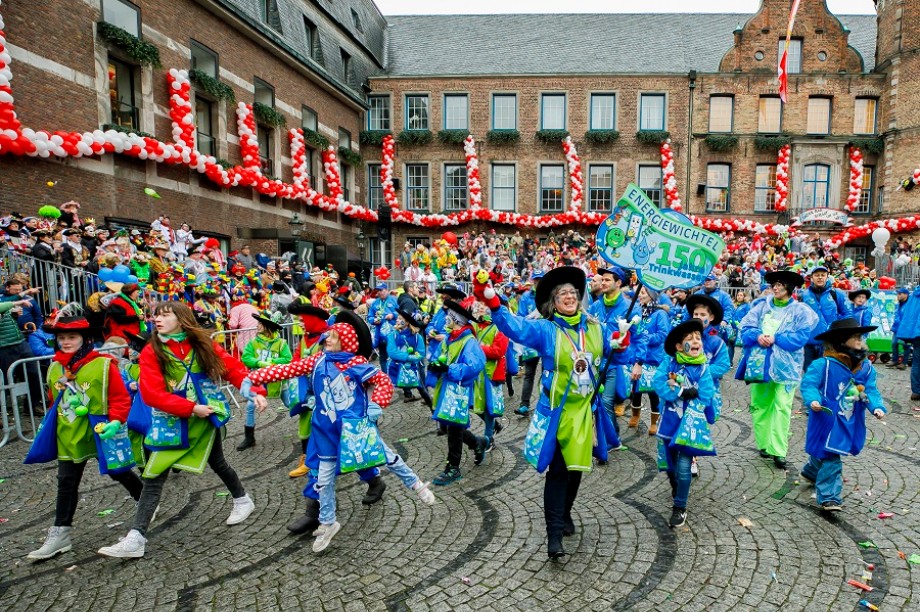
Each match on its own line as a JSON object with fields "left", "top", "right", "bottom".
{"left": 1, "top": 365, "right": 918, "bottom": 611}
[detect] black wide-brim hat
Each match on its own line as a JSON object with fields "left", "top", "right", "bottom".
{"left": 436, "top": 283, "right": 467, "bottom": 301}
{"left": 333, "top": 310, "right": 373, "bottom": 359}
{"left": 444, "top": 298, "right": 475, "bottom": 323}
{"left": 814, "top": 317, "right": 878, "bottom": 343}
{"left": 124, "top": 330, "right": 151, "bottom": 352}
{"left": 764, "top": 269, "right": 805, "bottom": 290}
{"left": 288, "top": 301, "right": 329, "bottom": 321}
{"left": 535, "top": 266, "right": 587, "bottom": 316}
{"left": 397, "top": 307, "right": 426, "bottom": 330}
{"left": 665, "top": 319, "right": 705, "bottom": 357}
{"left": 334, "top": 296, "right": 356, "bottom": 311}
{"left": 684, "top": 294, "right": 724, "bottom": 326}
{"left": 253, "top": 314, "right": 283, "bottom": 332}
{"left": 848, "top": 289, "right": 872, "bottom": 302}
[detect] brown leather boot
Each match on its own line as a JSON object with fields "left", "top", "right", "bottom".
{"left": 648, "top": 412, "right": 660, "bottom": 436}
{"left": 614, "top": 402, "right": 626, "bottom": 417}
{"left": 627, "top": 407, "right": 641, "bottom": 428}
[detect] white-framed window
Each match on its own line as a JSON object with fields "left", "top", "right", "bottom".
{"left": 405, "top": 164, "right": 429, "bottom": 211}
{"left": 539, "top": 164, "right": 565, "bottom": 213}
{"left": 405, "top": 94, "right": 429, "bottom": 130}
{"left": 108, "top": 57, "right": 139, "bottom": 130}
{"left": 367, "top": 164, "right": 383, "bottom": 210}
{"left": 856, "top": 166, "right": 874, "bottom": 214}
{"left": 302, "top": 106, "right": 317, "bottom": 132}
{"left": 854, "top": 98, "right": 878, "bottom": 135}
{"left": 540, "top": 94, "right": 566, "bottom": 130}
{"left": 843, "top": 246, "right": 867, "bottom": 265}
{"left": 802, "top": 163, "right": 831, "bottom": 208}
{"left": 639, "top": 93, "right": 666, "bottom": 131}
{"left": 491, "top": 164, "right": 516, "bottom": 211}
{"left": 706, "top": 164, "right": 731, "bottom": 212}
{"left": 368, "top": 237, "right": 392, "bottom": 270}
{"left": 195, "top": 96, "right": 216, "bottom": 156}
{"left": 708, "top": 95, "right": 734, "bottom": 133}
{"left": 588, "top": 164, "right": 614, "bottom": 212}
{"left": 367, "top": 95, "right": 390, "bottom": 130}
{"left": 638, "top": 165, "right": 662, "bottom": 206}
{"left": 807, "top": 97, "right": 832, "bottom": 134}
{"left": 590, "top": 94, "right": 616, "bottom": 130}
{"left": 492, "top": 94, "right": 517, "bottom": 130}
{"left": 758, "top": 96, "right": 782, "bottom": 133}
{"left": 190, "top": 40, "right": 218, "bottom": 78}
{"left": 102, "top": 0, "right": 140, "bottom": 37}
{"left": 443, "top": 164, "right": 468, "bottom": 211}
{"left": 778, "top": 38, "right": 803, "bottom": 74}
{"left": 754, "top": 165, "right": 777, "bottom": 213}
{"left": 443, "top": 94, "right": 469, "bottom": 130}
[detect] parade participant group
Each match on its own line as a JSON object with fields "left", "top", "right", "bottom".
{"left": 6, "top": 198, "right": 916, "bottom": 562}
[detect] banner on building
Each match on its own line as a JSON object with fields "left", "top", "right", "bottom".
{"left": 791, "top": 208, "right": 852, "bottom": 226}
{"left": 596, "top": 183, "right": 725, "bottom": 290}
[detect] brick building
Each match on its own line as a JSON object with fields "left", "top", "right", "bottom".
{"left": 363, "top": 0, "right": 917, "bottom": 266}
{"left": 1, "top": 0, "right": 917, "bottom": 270}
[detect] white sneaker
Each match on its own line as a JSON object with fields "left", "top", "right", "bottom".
{"left": 412, "top": 481, "right": 436, "bottom": 505}
{"left": 312, "top": 521, "right": 341, "bottom": 553}
{"left": 97, "top": 529, "right": 146, "bottom": 558}
{"left": 226, "top": 494, "right": 254, "bottom": 525}
{"left": 27, "top": 526, "right": 72, "bottom": 560}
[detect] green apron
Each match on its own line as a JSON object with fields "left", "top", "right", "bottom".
{"left": 473, "top": 324, "right": 499, "bottom": 415}
{"left": 143, "top": 349, "right": 218, "bottom": 477}
{"left": 247, "top": 334, "right": 288, "bottom": 397}
{"left": 48, "top": 358, "right": 110, "bottom": 463}
{"left": 122, "top": 362, "right": 146, "bottom": 467}
{"left": 298, "top": 341, "right": 323, "bottom": 440}
{"left": 547, "top": 321, "right": 604, "bottom": 472}
{"left": 433, "top": 334, "right": 474, "bottom": 407}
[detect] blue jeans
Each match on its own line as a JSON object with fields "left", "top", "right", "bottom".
{"left": 601, "top": 369, "right": 622, "bottom": 445}
{"left": 478, "top": 411, "right": 495, "bottom": 442}
{"left": 912, "top": 339, "right": 920, "bottom": 394}
{"left": 801, "top": 455, "right": 843, "bottom": 505}
{"left": 382, "top": 441, "right": 421, "bottom": 489}
{"left": 317, "top": 460, "right": 338, "bottom": 525}
{"left": 244, "top": 399, "right": 256, "bottom": 427}
{"left": 666, "top": 448, "right": 693, "bottom": 509}
{"left": 892, "top": 337, "right": 913, "bottom": 365}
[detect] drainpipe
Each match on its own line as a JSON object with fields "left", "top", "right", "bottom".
{"left": 686, "top": 70, "right": 697, "bottom": 215}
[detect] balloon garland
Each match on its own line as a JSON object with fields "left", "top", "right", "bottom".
{"left": 323, "top": 145, "right": 344, "bottom": 203}
{"left": 774, "top": 144, "right": 790, "bottom": 212}
{"left": 846, "top": 146, "right": 863, "bottom": 213}
{"left": 824, "top": 214, "right": 920, "bottom": 249}
{"left": 236, "top": 102, "right": 260, "bottom": 170}
{"left": 660, "top": 139, "right": 682, "bottom": 212}
{"left": 463, "top": 134, "right": 483, "bottom": 210}
{"left": 290, "top": 128, "right": 310, "bottom": 191}
{"left": 379, "top": 133, "right": 399, "bottom": 211}
{"left": 690, "top": 216, "right": 791, "bottom": 237}
{"left": 563, "top": 136, "right": 584, "bottom": 212}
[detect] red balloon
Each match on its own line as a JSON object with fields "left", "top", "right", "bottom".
{"left": 442, "top": 231, "right": 458, "bottom": 245}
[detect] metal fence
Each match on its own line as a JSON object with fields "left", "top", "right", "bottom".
{"left": 2, "top": 249, "right": 102, "bottom": 316}
{"left": 875, "top": 254, "right": 920, "bottom": 288}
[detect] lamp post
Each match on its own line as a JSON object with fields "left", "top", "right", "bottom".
{"left": 357, "top": 230, "right": 367, "bottom": 284}
{"left": 289, "top": 213, "right": 304, "bottom": 237}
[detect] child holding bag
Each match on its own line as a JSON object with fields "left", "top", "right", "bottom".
{"left": 652, "top": 319, "right": 716, "bottom": 529}
{"left": 387, "top": 308, "right": 430, "bottom": 406}
{"left": 25, "top": 315, "right": 144, "bottom": 560}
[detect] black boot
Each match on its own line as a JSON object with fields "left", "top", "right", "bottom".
{"left": 236, "top": 426, "right": 256, "bottom": 451}
{"left": 287, "top": 498, "right": 320, "bottom": 534}
{"left": 361, "top": 475, "right": 387, "bottom": 505}
{"left": 547, "top": 532, "right": 565, "bottom": 559}
{"left": 562, "top": 472, "right": 582, "bottom": 536}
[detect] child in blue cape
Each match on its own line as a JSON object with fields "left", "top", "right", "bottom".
{"left": 847, "top": 289, "right": 874, "bottom": 328}
{"left": 387, "top": 307, "right": 431, "bottom": 406}
{"left": 653, "top": 319, "right": 716, "bottom": 529}
{"left": 800, "top": 318, "right": 885, "bottom": 512}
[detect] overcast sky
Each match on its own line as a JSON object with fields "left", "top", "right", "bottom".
{"left": 375, "top": 0, "right": 876, "bottom": 15}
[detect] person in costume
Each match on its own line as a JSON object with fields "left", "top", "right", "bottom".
{"left": 697, "top": 274, "right": 734, "bottom": 331}
{"left": 474, "top": 267, "right": 618, "bottom": 559}
{"left": 800, "top": 318, "right": 886, "bottom": 512}
{"left": 887, "top": 288, "right": 912, "bottom": 371}
{"left": 653, "top": 319, "right": 716, "bottom": 528}
{"left": 588, "top": 266, "right": 634, "bottom": 442}
{"left": 428, "top": 297, "right": 489, "bottom": 485}
{"left": 238, "top": 310, "right": 293, "bottom": 450}
{"left": 387, "top": 307, "right": 431, "bottom": 406}
{"left": 247, "top": 311, "right": 435, "bottom": 552}
{"left": 800, "top": 265, "right": 848, "bottom": 372}
{"left": 729, "top": 289, "right": 752, "bottom": 365}
{"left": 736, "top": 270, "right": 818, "bottom": 470}
{"left": 847, "top": 289, "right": 873, "bottom": 328}
{"left": 513, "top": 274, "right": 542, "bottom": 417}
{"left": 472, "top": 299, "right": 509, "bottom": 451}
{"left": 25, "top": 315, "right": 144, "bottom": 560}
{"left": 97, "top": 301, "right": 266, "bottom": 559}
{"left": 896, "top": 285, "right": 920, "bottom": 401}
{"left": 367, "top": 283, "right": 397, "bottom": 372}
{"left": 628, "top": 286, "right": 670, "bottom": 435}
{"left": 103, "top": 282, "right": 145, "bottom": 341}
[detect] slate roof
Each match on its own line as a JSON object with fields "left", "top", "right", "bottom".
{"left": 384, "top": 13, "right": 877, "bottom": 76}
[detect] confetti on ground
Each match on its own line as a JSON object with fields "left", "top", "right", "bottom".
{"left": 398, "top": 438, "right": 409, "bottom": 443}
{"left": 460, "top": 576, "right": 471, "bottom": 585}
{"left": 216, "top": 491, "right": 230, "bottom": 497}
{"left": 144, "top": 187, "right": 161, "bottom": 198}
{"left": 97, "top": 509, "right": 115, "bottom": 516}
{"left": 847, "top": 579, "right": 873, "bottom": 592}
{"left": 858, "top": 541, "right": 877, "bottom": 549}
{"left": 770, "top": 570, "right": 778, "bottom": 583}
{"left": 738, "top": 517, "right": 754, "bottom": 529}
{"left": 859, "top": 600, "right": 880, "bottom": 611}
{"left": 64, "top": 565, "right": 78, "bottom": 572}
{"left": 894, "top": 434, "right": 907, "bottom": 439}
{"left": 0, "top": 518, "right": 9, "bottom": 524}
{"left": 868, "top": 440, "right": 881, "bottom": 445}
{"left": 898, "top": 551, "right": 907, "bottom": 560}
{"left": 0, "top": 479, "right": 5, "bottom": 484}
{"left": 909, "top": 554, "right": 920, "bottom": 565}
{"left": 106, "top": 522, "right": 123, "bottom": 528}
{"left": 878, "top": 512, "right": 894, "bottom": 519}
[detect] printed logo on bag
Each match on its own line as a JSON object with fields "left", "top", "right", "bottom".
{"left": 596, "top": 183, "right": 725, "bottom": 291}
{"left": 319, "top": 372, "right": 358, "bottom": 423}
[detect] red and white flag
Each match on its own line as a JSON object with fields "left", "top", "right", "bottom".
{"left": 778, "top": 0, "right": 802, "bottom": 103}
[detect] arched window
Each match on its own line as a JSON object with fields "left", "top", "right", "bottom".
{"left": 802, "top": 163, "right": 830, "bottom": 209}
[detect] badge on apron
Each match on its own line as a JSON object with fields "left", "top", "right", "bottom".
{"left": 572, "top": 351, "right": 594, "bottom": 396}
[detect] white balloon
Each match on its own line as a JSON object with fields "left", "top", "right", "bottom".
{"left": 872, "top": 227, "right": 891, "bottom": 246}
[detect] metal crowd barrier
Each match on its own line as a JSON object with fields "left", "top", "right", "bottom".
{"left": 3, "top": 250, "right": 102, "bottom": 316}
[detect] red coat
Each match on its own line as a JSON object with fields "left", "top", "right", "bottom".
{"left": 476, "top": 321, "right": 509, "bottom": 383}
{"left": 104, "top": 294, "right": 142, "bottom": 340}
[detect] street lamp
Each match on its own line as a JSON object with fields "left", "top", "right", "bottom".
{"left": 357, "top": 229, "right": 367, "bottom": 283}
{"left": 289, "top": 213, "right": 304, "bottom": 237}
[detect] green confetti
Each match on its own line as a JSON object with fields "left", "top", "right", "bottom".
{"left": 144, "top": 187, "right": 161, "bottom": 199}
{"left": 894, "top": 435, "right": 907, "bottom": 439}
{"left": 97, "top": 509, "right": 115, "bottom": 516}
{"left": 0, "top": 478, "right": 6, "bottom": 484}
{"left": 398, "top": 438, "right": 409, "bottom": 443}
{"left": 858, "top": 540, "right": 877, "bottom": 549}
{"left": 216, "top": 491, "right": 230, "bottom": 497}
{"left": 868, "top": 440, "right": 881, "bottom": 446}
{"left": 908, "top": 554, "right": 920, "bottom": 565}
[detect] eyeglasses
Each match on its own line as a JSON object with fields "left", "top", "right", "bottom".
{"left": 554, "top": 289, "right": 578, "bottom": 299}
